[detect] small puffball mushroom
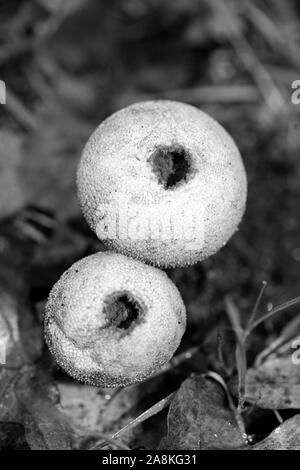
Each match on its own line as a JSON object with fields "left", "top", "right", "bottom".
{"left": 77, "top": 100, "right": 247, "bottom": 267}
{"left": 44, "top": 252, "right": 186, "bottom": 387}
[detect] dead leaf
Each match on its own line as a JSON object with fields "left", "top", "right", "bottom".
{"left": 250, "top": 415, "right": 300, "bottom": 450}
{"left": 159, "top": 374, "right": 246, "bottom": 450}
{"left": 16, "top": 367, "right": 72, "bottom": 450}
{"left": 230, "top": 356, "right": 300, "bottom": 409}
{"left": 0, "top": 217, "right": 73, "bottom": 449}
{"left": 0, "top": 422, "right": 29, "bottom": 450}
{"left": 0, "top": 288, "right": 42, "bottom": 368}
{"left": 0, "top": 363, "right": 73, "bottom": 450}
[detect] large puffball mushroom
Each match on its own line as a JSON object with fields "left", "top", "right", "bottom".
{"left": 77, "top": 100, "right": 247, "bottom": 267}
{"left": 44, "top": 252, "right": 186, "bottom": 387}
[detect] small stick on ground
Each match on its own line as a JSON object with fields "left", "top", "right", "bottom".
{"left": 209, "top": 0, "right": 287, "bottom": 118}
{"left": 5, "top": 87, "right": 37, "bottom": 131}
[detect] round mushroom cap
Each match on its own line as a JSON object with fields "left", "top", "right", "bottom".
{"left": 44, "top": 251, "right": 186, "bottom": 387}
{"left": 77, "top": 100, "right": 247, "bottom": 267}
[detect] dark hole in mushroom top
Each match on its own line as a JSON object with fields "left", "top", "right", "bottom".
{"left": 149, "top": 144, "right": 192, "bottom": 189}
{"left": 103, "top": 291, "right": 143, "bottom": 330}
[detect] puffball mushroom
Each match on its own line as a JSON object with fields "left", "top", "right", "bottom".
{"left": 77, "top": 100, "right": 247, "bottom": 267}
{"left": 44, "top": 252, "right": 186, "bottom": 387}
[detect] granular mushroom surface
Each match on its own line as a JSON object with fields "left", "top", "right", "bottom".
{"left": 77, "top": 100, "right": 247, "bottom": 267}
{"left": 44, "top": 252, "right": 186, "bottom": 387}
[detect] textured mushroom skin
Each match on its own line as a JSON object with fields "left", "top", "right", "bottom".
{"left": 44, "top": 252, "right": 186, "bottom": 387}
{"left": 77, "top": 100, "right": 247, "bottom": 267}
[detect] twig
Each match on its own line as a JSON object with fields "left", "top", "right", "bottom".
{"left": 273, "top": 410, "right": 283, "bottom": 424}
{"left": 0, "top": 41, "right": 32, "bottom": 67}
{"left": 160, "top": 84, "right": 259, "bottom": 104}
{"left": 244, "top": 1, "right": 286, "bottom": 49}
{"left": 5, "top": 87, "right": 36, "bottom": 131}
{"left": 209, "top": 0, "right": 286, "bottom": 117}
{"left": 244, "top": 0, "right": 300, "bottom": 70}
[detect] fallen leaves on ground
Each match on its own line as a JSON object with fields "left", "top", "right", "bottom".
{"left": 0, "top": 234, "right": 73, "bottom": 449}
{"left": 159, "top": 374, "right": 246, "bottom": 450}
{"left": 230, "top": 355, "right": 300, "bottom": 409}
{"left": 250, "top": 415, "right": 300, "bottom": 450}
{"left": 159, "top": 372, "right": 300, "bottom": 450}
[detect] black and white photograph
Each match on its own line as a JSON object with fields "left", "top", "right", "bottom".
{"left": 0, "top": 0, "right": 300, "bottom": 455}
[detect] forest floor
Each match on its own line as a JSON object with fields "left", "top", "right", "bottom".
{"left": 0, "top": 0, "right": 300, "bottom": 450}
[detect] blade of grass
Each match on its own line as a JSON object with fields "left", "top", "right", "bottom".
{"left": 91, "top": 392, "right": 176, "bottom": 450}
{"left": 246, "top": 281, "right": 268, "bottom": 332}
{"left": 89, "top": 432, "right": 130, "bottom": 451}
{"left": 225, "top": 296, "right": 245, "bottom": 343}
{"left": 112, "top": 392, "right": 175, "bottom": 440}
{"left": 249, "top": 295, "right": 300, "bottom": 332}
{"left": 225, "top": 296, "right": 247, "bottom": 412}
{"left": 255, "top": 313, "right": 300, "bottom": 367}
{"left": 206, "top": 371, "right": 247, "bottom": 439}
{"left": 235, "top": 342, "right": 247, "bottom": 411}
{"left": 273, "top": 410, "right": 283, "bottom": 425}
